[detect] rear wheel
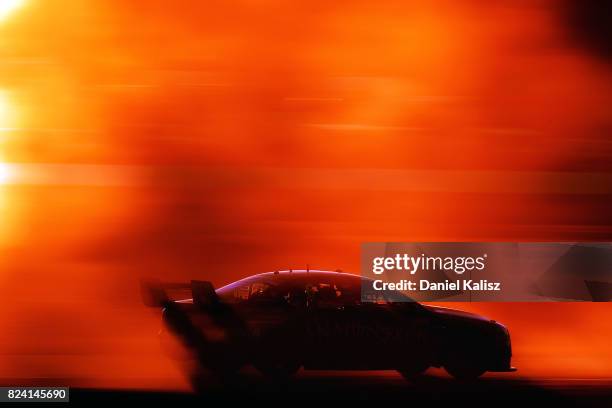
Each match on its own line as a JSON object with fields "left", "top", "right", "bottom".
{"left": 398, "top": 363, "right": 429, "bottom": 381}
{"left": 196, "top": 342, "right": 245, "bottom": 380}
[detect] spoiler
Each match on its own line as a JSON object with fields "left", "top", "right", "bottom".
{"left": 140, "top": 279, "right": 219, "bottom": 308}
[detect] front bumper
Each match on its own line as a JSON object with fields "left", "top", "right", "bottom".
{"left": 484, "top": 322, "right": 516, "bottom": 372}
{"left": 488, "top": 366, "right": 517, "bottom": 372}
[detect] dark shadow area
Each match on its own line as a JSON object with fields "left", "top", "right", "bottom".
{"left": 563, "top": 1, "right": 612, "bottom": 61}
{"left": 71, "top": 371, "right": 612, "bottom": 408}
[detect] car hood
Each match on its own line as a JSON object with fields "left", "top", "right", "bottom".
{"left": 424, "top": 305, "right": 492, "bottom": 324}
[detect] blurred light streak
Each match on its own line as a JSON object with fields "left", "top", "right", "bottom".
{"left": 0, "top": 0, "right": 23, "bottom": 22}
{"left": 0, "top": 91, "right": 17, "bottom": 129}
{"left": 0, "top": 0, "right": 608, "bottom": 390}
{"left": 4, "top": 163, "right": 144, "bottom": 186}
{"left": 0, "top": 166, "right": 610, "bottom": 195}
{"left": 0, "top": 161, "right": 12, "bottom": 183}
{"left": 303, "top": 123, "right": 425, "bottom": 132}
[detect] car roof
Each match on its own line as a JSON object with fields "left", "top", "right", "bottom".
{"left": 242, "top": 270, "right": 358, "bottom": 279}
{"left": 216, "top": 270, "right": 364, "bottom": 291}
{"left": 176, "top": 270, "right": 418, "bottom": 304}
{"left": 174, "top": 271, "right": 363, "bottom": 304}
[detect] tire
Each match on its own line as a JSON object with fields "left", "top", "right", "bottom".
{"left": 444, "top": 359, "right": 486, "bottom": 380}
{"left": 196, "top": 343, "right": 244, "bottom": 379}
{"left": 398, "top": 364, "right": 429, "bottom": 381}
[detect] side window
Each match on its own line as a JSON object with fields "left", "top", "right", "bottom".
{"left": 249, "top": 282, "right": 275, "bottom": 302}
{"left": 233, "top": 285, "right": 250, "bottom": 301}
{"left": 216, "top": 277, "right": 257, "bottom": 304}
{"left": 305, "top": 281, "right": 360, "bottom": 308}
{"left": 238, "top": 281, "right": 284, "bottom": 305}
{"left": 224, "top": 281, "right": 277, "bottom": 303}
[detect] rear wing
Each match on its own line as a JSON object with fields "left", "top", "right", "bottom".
{"left": 140, "top": 279, "right": 219, "bottom": 308}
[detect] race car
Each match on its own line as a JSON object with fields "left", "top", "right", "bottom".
{"left": 142, "top": 270, "right": 516, "bottom": 380}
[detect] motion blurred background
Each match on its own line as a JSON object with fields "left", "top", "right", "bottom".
{"left": 0, "top": 0, "right": 610, "bottom": 389}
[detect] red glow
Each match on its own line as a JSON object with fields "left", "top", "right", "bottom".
{"left": 0, "top": 0, "right": 610, "bottom": 388}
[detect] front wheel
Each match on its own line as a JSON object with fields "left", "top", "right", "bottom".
{"left": 444, "top": 360, "right": 486, "bottom": 380}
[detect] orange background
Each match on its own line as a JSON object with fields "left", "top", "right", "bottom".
{"left": 0, "top": 0, "right": 610, "bottom": 389}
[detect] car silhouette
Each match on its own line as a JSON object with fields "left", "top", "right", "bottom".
{"left": 143, "top": 270, "right": 516, "bottom": 380}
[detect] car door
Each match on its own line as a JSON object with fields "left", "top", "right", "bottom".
{"left": 301, "top": 281, "right": 351, "bottom": 368}
{"left": 354, "top": 301, "right": 435, "bottom": 369}
{"left": 303, "top": 280, "right": 435, "bottom": 370}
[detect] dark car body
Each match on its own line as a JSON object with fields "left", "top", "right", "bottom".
{"left": 150, "top": 270, "right": 515, "bottom": 380}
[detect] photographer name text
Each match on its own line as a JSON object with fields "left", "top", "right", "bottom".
{"left": 372, "top": 279, "right": 501, "bottom": 292}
